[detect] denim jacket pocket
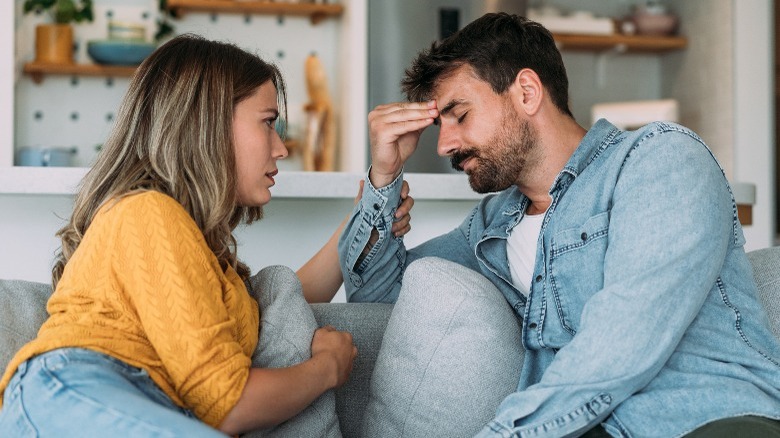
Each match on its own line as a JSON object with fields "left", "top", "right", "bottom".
{"left": 548, "top": 211, "right": 610, "bottom": 338}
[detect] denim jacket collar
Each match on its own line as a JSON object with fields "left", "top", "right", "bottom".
{"left": 492, "top": 119, "right": 622, "bottom": 232}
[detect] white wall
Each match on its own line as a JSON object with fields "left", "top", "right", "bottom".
{"left": 733, "top": 0, "right": 775, "bottom": 250}
{"left": 661, "top": 0, "right": 734, "bottom": 177}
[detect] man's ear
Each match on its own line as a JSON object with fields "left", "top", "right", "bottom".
{"left": 510, "top": 68, "right": 543, "bottom": 116}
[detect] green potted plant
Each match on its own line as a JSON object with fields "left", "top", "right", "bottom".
{"left": 23, "top": 0, "right": 94, "bottom": 65}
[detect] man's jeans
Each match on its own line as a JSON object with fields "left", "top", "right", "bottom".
{"left": 583, "top": 417, "right": 780, "bottom": 438}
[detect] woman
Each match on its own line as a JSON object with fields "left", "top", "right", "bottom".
{"left": 0, "top": 35, "right": 412, "bottom": 436}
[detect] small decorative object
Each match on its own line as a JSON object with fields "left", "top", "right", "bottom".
{"left": 527, "top": 6, "right": 615, "bottom": 36}
{"left": 108, "top": 21, "right": 146, "bottom": 41}
{"left": 631, "top": 1, "right": 678, "bottom": 36}
{"left": 303, "top": 54, "right": 336, "bottom": 171}
{"left": 16, "top": 146, "right": 77, "bottom": 167}
{"left": 155, "top": 0, "right": 175, "bottom": 42}
{"left": 23, "top": 0, "right": 94, "bottom": 65}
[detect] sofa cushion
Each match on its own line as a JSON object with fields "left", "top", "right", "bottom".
{"left": 0, "top": 280, "right": 52, "bottom": 372}
{"left": 747, "top": 247, "right": 780, "bottom": 339}
{"left": 312, "top": 302, "right": 393, "bottom": 438}
{"left": 244, "top": 265, "right": 341, "bottom": 438}
{"left": 361, "top": 257, "right": 524, "bottom": 437}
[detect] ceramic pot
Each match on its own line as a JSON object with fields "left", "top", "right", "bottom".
{"left": 35, "top": 24, "right": 74, "bottom": 64}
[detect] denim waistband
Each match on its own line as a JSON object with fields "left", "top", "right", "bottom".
{"left": 34, "top": 348, "right": 147, "bottom": 376}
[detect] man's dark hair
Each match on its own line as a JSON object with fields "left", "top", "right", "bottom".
{"left": 401, "top": 12, "right": 573, "bottom": 118}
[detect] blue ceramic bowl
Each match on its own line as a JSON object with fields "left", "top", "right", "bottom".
{"left": 87, "top": 40, "right": 156, "bottom": 66}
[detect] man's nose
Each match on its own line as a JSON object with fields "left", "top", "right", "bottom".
{"left": 437, "top": 124, "right": 458, "bottom": 157}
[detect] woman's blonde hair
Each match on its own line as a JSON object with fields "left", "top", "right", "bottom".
{"left": 52, "top": 34, "right": 287, "bottom": 287}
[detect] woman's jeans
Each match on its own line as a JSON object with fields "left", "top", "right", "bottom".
{"left": 0, "top": 348, "right": 225, "bottom": 437}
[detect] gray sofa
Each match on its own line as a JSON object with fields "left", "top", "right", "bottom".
{"left": 1, "top": 247, "right": 780, "bottom": 437}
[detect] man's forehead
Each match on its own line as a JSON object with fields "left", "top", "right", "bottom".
{"left": 432, "top": 64, "right": 480, "bottom": 97}
{"left": 431, "top": 64, "right": 492, "bottom": 108}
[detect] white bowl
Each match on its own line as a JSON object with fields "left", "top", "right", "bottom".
{"left": 633, "top": 13, "right": 678, "bottom": 36}
{"left": 108, "top": 21, "right": 146, "bottom": 42}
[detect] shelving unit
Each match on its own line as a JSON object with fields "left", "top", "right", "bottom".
{"left": 21, "top": 1, "right": 345, "bottom": 83}
{"left": 553, "top": 32, "right": 687, "bottom": 53}
{"left": 166, "top": 0, "right": 344, "bottom": 25}
{"left": 23, "top": 61, "right": 136, "bottom": 84}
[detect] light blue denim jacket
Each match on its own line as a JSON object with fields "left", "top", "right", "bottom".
{"left": 338, "top": 119, "right": 780, "bottom": 437}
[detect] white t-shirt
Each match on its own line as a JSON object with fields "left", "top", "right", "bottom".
{"left": 507, "top": 212, "right": 545, "bottom": 296}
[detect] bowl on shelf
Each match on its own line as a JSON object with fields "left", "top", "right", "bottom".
{"left": 632, "top": 13, "right": 678, "bottom": 36}
{"left": 87, "top": 40, "right": 157, "bottom": 66}
{"left": 108, "top": 21, "right": 147, "bottom": 42}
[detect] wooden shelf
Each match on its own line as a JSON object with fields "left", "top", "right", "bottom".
{"left": 23, "top": 62, "right": 136, "bottom": 84}
{"left": 166, "top": 0, "right": 344, "bottom": 25}
{"left": 553, "top": 33, "right": 687, "bottom": 53}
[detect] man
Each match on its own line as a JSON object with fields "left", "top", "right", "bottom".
{"left": 338, "top": 12, "right": 780, "bottom": 438}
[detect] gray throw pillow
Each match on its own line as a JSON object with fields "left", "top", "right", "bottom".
{"left": 362, "top": 257, "right": 524, "bottom": 437}
{"left": 243, "top": 265, "right": 342, "bottom": 438}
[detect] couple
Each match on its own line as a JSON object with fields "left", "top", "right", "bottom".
{"left": 1, "top": 12, "right": 779, "bottom": 438}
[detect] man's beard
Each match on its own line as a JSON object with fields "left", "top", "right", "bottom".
{"left": 450, "top": 110, "right": 537, "bottom": 194}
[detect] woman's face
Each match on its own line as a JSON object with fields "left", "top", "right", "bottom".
{"left": 233, "top": 82, "right": 288, "bottom": 207}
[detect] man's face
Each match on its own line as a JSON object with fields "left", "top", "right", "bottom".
{"left": 433, "top": 65, "right": 540, "bottom": 193}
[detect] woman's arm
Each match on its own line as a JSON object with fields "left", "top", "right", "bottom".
{"left": 298, "top": 180, "right": 413, "bottom": 303}
{"left": 218, "top": 325, "right": 357, "bottom": 435}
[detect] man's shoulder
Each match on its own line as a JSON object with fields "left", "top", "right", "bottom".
{"left": 620, "top": 121, "right": 707, "bottom": 149}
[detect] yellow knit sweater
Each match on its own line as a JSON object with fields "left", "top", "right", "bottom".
{"left": 0, "top": 191, "right": 259, "bottom": 428}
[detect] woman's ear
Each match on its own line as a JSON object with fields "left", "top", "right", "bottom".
{"left": 510, "top": 68, "right": 543, "bottom": 116}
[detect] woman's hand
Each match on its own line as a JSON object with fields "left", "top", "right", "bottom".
{"left": 354, "top": 179, "right": 414, "bottom": 238}
{"left": 392, "top": 180, "right": 414, "bottom": 237}
{"left": 220, "top": 326, "right": 357, "bottom": 435}
{"left": 311, "top": 325, "right": 357, "bottom": 389}
{"left": 298, "top": 179, "right": 415, "bottom": 303}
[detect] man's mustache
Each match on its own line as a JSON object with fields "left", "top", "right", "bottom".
{"left": 450, "top": 149, "right": 478, "bottom": 171}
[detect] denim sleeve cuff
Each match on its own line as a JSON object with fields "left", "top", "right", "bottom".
{"left": 360, "top": 166, "right": 404, "bottom": 225}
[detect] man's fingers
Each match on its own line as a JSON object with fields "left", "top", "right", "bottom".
{"left": 369, "top": 101, "right": 439, "bottom": 129}
{"left": 371, "top": 118, "right": 435, "bottom": 142}
{"left": 372, "top": 100, "right": 436, "bottom": 115}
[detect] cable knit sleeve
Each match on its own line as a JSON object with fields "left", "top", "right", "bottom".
{"left": 111, "top": 192, "right": 253, "bottom": 428}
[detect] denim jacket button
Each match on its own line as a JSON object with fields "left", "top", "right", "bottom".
{"left": 535, "top": 275, "right": 543, "bottom": 282}
{"left": 528, "top": 322, "right": 538, "bottom": 329}
{"left": 581, "top": 232, "right": 588, "bottom": 241}
{"left": 373, "top": 203, "right": 381, "bottom": 210}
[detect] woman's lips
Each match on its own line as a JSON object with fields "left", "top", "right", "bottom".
{"left": 266, "top": 169, "right": 278, "bottom": 185}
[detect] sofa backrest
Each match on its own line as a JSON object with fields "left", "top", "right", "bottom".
{"left": 0, "top": 280, "right": 51, "bottom": 372}
{"left": 1, "top": 246, "right": 780, "bottom": 373}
